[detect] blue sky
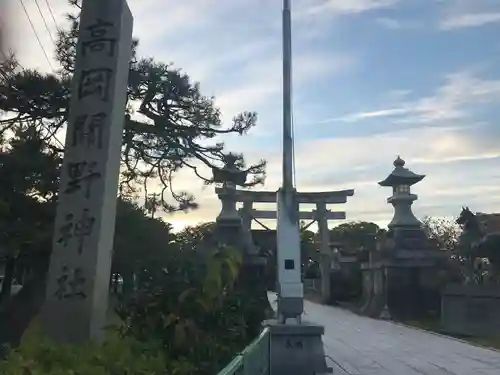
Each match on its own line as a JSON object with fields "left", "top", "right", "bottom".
{"left": 8, "top": 0, "right": 500, "bottom": 230}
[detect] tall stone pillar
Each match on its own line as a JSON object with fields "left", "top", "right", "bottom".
{"left": 316, "top": 202, "right": 331, "bottom": 303}
{"left": 41, "top": 0, "right": 133, "bottom": 344}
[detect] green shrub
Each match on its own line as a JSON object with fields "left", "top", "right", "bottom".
{"left": 0, "top": 245, "right": 265, "bottom": 375}
{"left": 0, "top": 329, "right": 167, "bottom": 375}
{"left": 115, "top": 245, "right": 258, "bottom": 375}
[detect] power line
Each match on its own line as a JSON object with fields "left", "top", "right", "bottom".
{"left": 43, "top": 0, "right": 59, "bottom": 31}
{"left": 17, "top": 0, "right": 55, "bottom": 72}
{"left": 34, "top": 0, "right": 56, "bottom": 44}
{"left": 1, "top": 5, "right": 63, "bottom": 150}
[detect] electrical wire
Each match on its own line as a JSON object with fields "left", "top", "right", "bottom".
{"left": 43, "top": 0, "right": 59, "bottom": 30}
{"left": 34, "top": 0, "right": 56, "bottom": 44}
{"left": 17, "top": 0, "right": 54, "bottom": 71}
{"left": 0, "top": 4, "right": 63, "bottom": 150}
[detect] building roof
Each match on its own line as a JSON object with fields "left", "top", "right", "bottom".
{"left": 378, "top": 156, "right": 425, "bottom": 187}
{"left": 475, "top": 213, "right": 500, "bottom": 235}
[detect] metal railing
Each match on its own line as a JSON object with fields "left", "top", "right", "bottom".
{"left": 217, "top": 327, "right": 270, "bottom": 375}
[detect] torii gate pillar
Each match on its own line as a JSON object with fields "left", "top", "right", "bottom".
{"left": 316, "top": 202, "right": 332, "bottom": 303}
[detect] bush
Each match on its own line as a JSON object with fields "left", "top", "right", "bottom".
{"left": 115, "top": 245, "right": 252, "bottom": 375}
{"left": 0, "top": 245, "right": 265, "bottom": 375}
{"left": 0, "top": 328, "right": 167, "bottom": 375}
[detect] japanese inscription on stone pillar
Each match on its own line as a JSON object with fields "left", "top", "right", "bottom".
{"left": 41, "top": 0, "right": 133, "bottom": 344}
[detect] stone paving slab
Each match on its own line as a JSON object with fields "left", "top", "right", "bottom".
{"left": 268, "top": 293, "right": 500, "bottom": 375}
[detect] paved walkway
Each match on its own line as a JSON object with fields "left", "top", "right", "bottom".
{"left": 268, "top": 294, "right": 500, "bottom": 375}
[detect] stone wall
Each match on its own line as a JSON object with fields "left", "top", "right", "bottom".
{"left": 441, "top": 284, "right": 500, "bottom": 338}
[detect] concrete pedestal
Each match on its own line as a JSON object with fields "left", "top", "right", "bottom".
{"left": 264, "top": 319, "right": 332, "bottom": 375}
{"left": 360, "top": 248, "right": 445, "bottom": 320}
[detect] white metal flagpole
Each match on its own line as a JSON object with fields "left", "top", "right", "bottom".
{"left": 282, "top": 0, "right": 293, "bottom": 193}
{"left": 276, "top": 0, "right": 303, "bottom": 324}
{"left": 268, "top": 4, "right": 338, "bottom": 373}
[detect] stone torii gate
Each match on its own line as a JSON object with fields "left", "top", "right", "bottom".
{"left": 239, "top": 203, "right": 345, "bottom": 231}
{"left": 216, "top": 187, "right": 355, "bottom": 303}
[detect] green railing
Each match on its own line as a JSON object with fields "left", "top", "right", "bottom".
{"left": 217, "top": 328, "right": 270, "bottom": 375}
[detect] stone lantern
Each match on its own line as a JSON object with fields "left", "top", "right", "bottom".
{"left": 212, "top": 153, "right": 260, "bottom": 257}
{"left": 378, "top": 156, "right": 425, "bottom": 229}
{"left": 371, "top": 156, "right": 444, "bottom": 321}
{"left": 212, "top": 154, "right": 268, "bottom": 327}
{"left": 212, "top": 154, "right": 247, "bottom": 225}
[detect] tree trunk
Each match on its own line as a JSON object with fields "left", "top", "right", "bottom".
{"left": 0, "top": 253, "right": 49, "bottom": 348}
{"left": 14, "top": 262, "right": 27, "bottom": 285}
{"left": 0, "top": 256, "right": 16, "bottom": 304}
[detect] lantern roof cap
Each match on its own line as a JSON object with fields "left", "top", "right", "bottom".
{"left": 378, "top": 155, "right": 425, "bottom": 187}
{"left": 212, "top": 153, "right": 248, "bottom": 186}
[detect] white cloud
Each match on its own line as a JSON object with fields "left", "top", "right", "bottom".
{"left": 402, "top": 70, "right": 500, "bottom": 124}
{"left": 4, "top": 0, "right": 358, "bottom": 121}
{"left": 163, "top": 123, "right": 500, "bottom": 230}
{"left": 214, "top": 51, "right": 356, "bottom": 121}
{"left": 292, "top": 126, "right": 497, "bottom": 177}
{"left": 440, "top": 12, "right": 500, "bottom": 30}
{"left": 7, "top": 0, "right": 500, "bottom": 234}
{"left": 160, "top": 65, "right": 500, "bottom": 229}
{"left": 9, "top": 0, "right": 266, "bottom": 73}
{"left": 375, "top": 17, "right": 423, "bottom": 30}
{"left": 322, "top": 70, "right": 500, "bottom": 125}
{"left": 130, "top": 0, "right": 218, "bottom": 40}
{"left": 375, "top": 17, "right": 402, "bottom": 29}
{"left": 438, "top": 0, "right": 500, "bottom": 30}
{"left": 322, "top": 107, "right": 411, "bottom": 123}
{"left": 307, "top": 0, "right": 400, "bottom": 16}
{"left": 8, "top": 0, "right": 358, "bottom": 138}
